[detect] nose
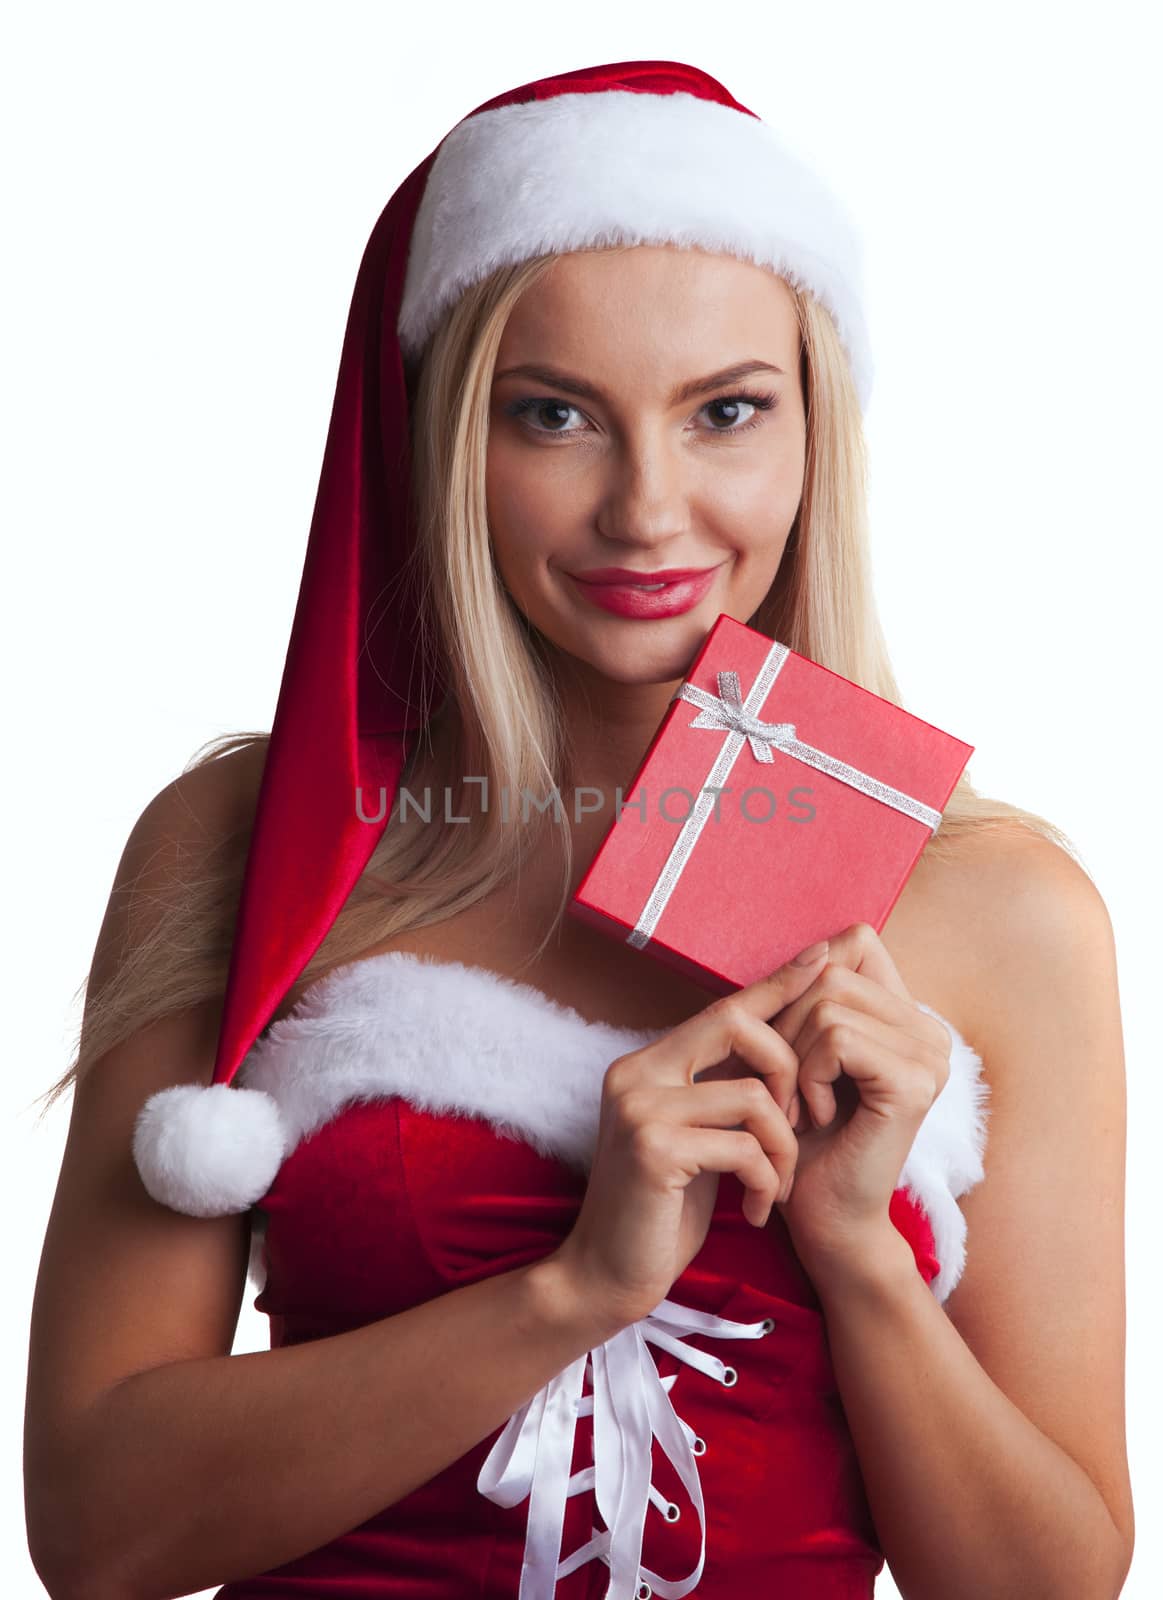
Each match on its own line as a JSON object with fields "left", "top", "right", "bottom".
{"left": 594, "top": 422, "right": 693, "bottom": 552}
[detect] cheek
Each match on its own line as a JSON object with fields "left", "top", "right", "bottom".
{"left": 485, "top": 444, "right": 575, "bottom": 593}
{"left": 484, "top": 481, "right": 549, "bottom": 624}
{"left": 490, "top": 542, "right": 537, "bottom": 622}
{"left": 484, "top": 438, "right": 516, "bottom": 549}
{"left": 718, "top": 443, "right": 804, "bottom": 520}
{"left": 718, "top": 454, "right": 804, "bottom": 561}
{"left": 485, "top": 447, "right": 528, "bottom": 567}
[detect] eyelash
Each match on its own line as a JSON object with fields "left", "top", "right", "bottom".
{"left": 504, "top": 389, "right": 779, "bottom": 442}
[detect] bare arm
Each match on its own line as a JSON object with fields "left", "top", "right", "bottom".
{"left": 802, "top": 835, "right": 1134, "bottom": 1599}
{"left": 24, "top": 749, "right": 628, "bottom": 1599}
{"left": 41, "top": 1240, "right": 610, "bottom": 1599}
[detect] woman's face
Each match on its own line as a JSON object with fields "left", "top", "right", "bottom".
{"left": 486, "top": 245, "right": 807, "bottom": 690}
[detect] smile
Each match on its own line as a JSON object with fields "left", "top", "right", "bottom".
{"left": 567, "top": 567, "right": 722, "bottom": 619}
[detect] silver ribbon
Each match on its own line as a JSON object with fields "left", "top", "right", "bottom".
{"left": 628, "top": 640, "right": 943, "bottom": 951}
{"left": 477, "top": 1296, "right": 773, "bottom": 1600}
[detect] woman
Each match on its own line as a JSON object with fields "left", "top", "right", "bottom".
{"left": 25, "top": 59, "right": 1133, "bottom": 1600}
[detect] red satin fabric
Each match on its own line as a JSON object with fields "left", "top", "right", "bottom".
{"left": 214, "top": 1098, "right": 936, "bottom": 1597}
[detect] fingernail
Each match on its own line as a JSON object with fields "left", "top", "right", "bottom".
{"left": 792, "top": 939, "right": 829, "bottom": 966}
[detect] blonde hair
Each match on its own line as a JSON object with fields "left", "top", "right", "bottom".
{"left": 35, "top": 249, "right": 1081, "bottom": 1118}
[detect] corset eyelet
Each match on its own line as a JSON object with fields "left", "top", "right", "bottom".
{"left": 692, "top": 1435, "right": 707, "bottom": 1455}
{"left": 720, "top": 1364, "right": 738, "bottom": 1387}
{"left": 665, "top": 1501, "right": 681, "bottom": 1522}
{"left": 761, "top": 1316, "right": 776, "bottom": 1334}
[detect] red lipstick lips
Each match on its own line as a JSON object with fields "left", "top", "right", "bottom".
{"left": 571, "top": 565, "right": 718, "bottom": 584}
{"left": 567, "top": 563, "right": 723, "bottom": 619}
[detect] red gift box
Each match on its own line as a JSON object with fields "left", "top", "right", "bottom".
{"left": 568, "top": 613, "right": 974, "bottom": 994}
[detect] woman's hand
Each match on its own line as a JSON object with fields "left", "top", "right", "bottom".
{"left": 551, "top": 941, "right": 833, "bottom": 1329}
{"left": 552, "top": 922, "right": 954, "bottom": 1327}
{"left": 767, "top": 922, "right": 954, "bottom": 1287}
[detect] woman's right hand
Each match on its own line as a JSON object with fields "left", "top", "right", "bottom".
{"left": 551, "top": 940, "right": 832, "bottom": 1329}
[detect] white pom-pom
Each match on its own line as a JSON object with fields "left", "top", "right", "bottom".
{"left": 132, "top": 1084, "right": 290, "bottom": 1218}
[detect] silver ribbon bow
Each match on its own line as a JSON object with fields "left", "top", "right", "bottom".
{"left": 628, "top": 640, "right": 943, "bottom": 951}
{"left": 477, "top": 1295, "right": 773, "bottom": 1599}
{"left": 682, "top": 669, "right": 796, "bottom": 764}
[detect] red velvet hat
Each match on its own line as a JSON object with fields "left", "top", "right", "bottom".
{"left": 132, "top": 58, "right": 875, "bottom": 1217}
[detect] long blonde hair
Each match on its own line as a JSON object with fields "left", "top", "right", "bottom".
{"left": 35, "top": 249, "right": 1081, "bottom": 1117}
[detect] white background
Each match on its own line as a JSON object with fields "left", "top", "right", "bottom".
{"left": 5, "top": 2, "right": 1160, "bottom": 1595}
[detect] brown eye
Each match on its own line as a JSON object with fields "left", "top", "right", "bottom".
{"left": 505, "top": 397, "right": 585, "bottom": 435}
{"left": 700, "top": 391, "right": 779, "bottom": 434}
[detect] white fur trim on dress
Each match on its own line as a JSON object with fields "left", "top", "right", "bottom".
{"left": 132, "top": 952, "right": 988, "bottom": 1303}
{"left": 909, "top": 1003, "right": 991, "bottom": 1304}
{"left": 396, "top": 89, "right": 875, "bottom": 413}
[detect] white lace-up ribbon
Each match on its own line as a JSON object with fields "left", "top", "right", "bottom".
{"left": 477, "top": 1296, "right": 774, "bottom": 1599}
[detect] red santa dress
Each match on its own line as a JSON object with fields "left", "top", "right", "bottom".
{"left": 195, "top": 948, "right": 990, "bottom": 1599}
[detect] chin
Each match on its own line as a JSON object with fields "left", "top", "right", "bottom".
{"left": 561, "top": 626, "right": 713, "bottom": 686}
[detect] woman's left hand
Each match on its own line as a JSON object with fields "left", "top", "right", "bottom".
{"left": 767, "top": 922, "right": 953, "bottom": 1283}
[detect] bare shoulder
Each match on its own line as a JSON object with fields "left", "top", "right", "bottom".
{"left": 123, "top": 738, "right": 268, "bottom": 865}
{"left": 887, "top": 820, "right": 1109, "bottom": 1044}
{"left": 89, "top": 739, "right": 268, "bottom": 994}
{"left": 940, "top": 812, "right": 1107, "bottom": 947}
{"left": 955, "top": 821, "right": 1111, "bottom": 1032}
{"left": 76, "top": 731, "right": 271, "bottom": 1146}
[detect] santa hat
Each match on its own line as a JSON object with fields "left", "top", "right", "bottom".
{"left": 132, "top": 58, "right": 874, "bottom": 1217}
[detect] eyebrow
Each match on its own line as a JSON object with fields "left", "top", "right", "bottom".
{"left": 492, "top": 359, "right": 786, "bottom": 407}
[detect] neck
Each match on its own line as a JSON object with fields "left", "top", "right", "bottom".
{"left": 549, "top": 649, "right": 683, "bottom": 808}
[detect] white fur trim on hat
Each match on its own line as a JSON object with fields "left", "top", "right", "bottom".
{"left": 397, "top": 89, "right": 875, "bottom": 412}
{"left": 132, "top": 953, "right": 989, "bottom": 1303}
